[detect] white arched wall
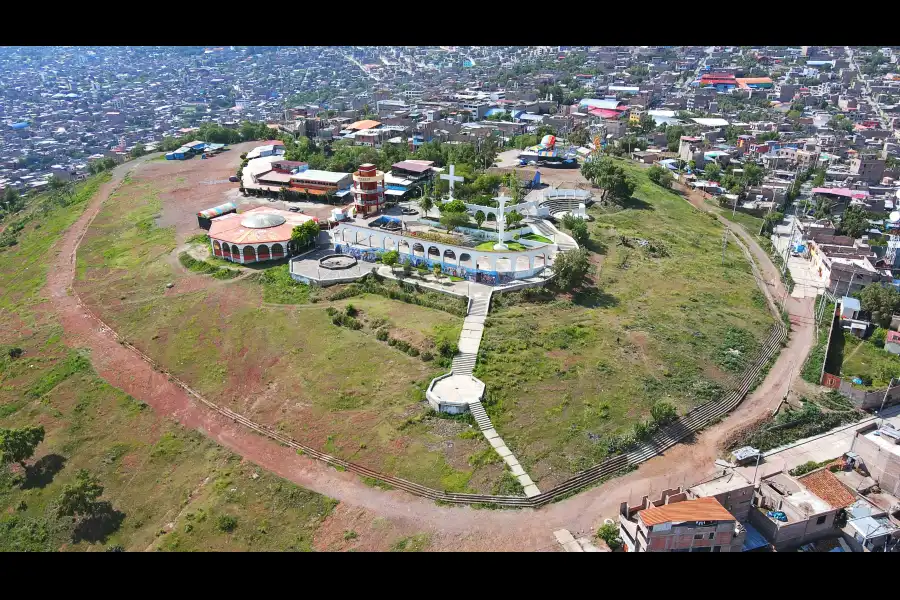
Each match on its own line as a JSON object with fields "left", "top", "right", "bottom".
{"left": 332, "top": 223, "right": 556, "bottom": 278}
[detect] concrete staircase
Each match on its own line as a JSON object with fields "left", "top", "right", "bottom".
{"left": 451, "top": 353, "right": 478, "bottom": 376}
{"left": 533, "top": 219, "right": 577, "bottom": 251}
{"left": 468, "top": 400, "right": 493, "bottom": 431}
{"left": 468, "top": 294, "right": 490, "bottom": 317}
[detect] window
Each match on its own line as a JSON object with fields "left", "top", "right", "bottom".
{"left": 709, "top": 532, "right": 715, "bottom": 540}
{"left": 816, "top": 515, "right": 827, "bottom": 525}
{"left": 712, "top": 546, "right": 721, "bottom": 552}
{"left": 694, "top": 534, "right": 704, "bottom": 540}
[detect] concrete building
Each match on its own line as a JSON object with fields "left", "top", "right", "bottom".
{"left": 850, "top": 423, "right": 900, "bottom": 497}
{"left": 351, "top": 163, "right": 385, "bottom": 216}
{"left": 688, "top": 470, "right": 755, "bottom": 522}
{"left": 288, "top": 169, "right": 353, "bottom": 198}
{"left": 619, "top": 490, "right": 745, "bottom": 552}
{"left": 750, "top": 470, "right": 846, "bottom": 551}
{"left": 851, "top": 156, "right": 886, "bottom": 185}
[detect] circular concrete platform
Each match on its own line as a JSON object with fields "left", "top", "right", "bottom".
{"left": 427, "top": 374, "right": 485, "bottom": 414}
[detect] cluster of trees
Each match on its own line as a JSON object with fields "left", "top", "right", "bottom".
{"left": 837, "top": 204, "right": 872, "bottom": 239}
{"left": 562, "top": 213, "right": 590, "bottom": 246}
{"left": 581, "top": 157, "right": 636, "bottom": 206}
{"left": 158, "top": 121, "right": 275, "bottom": 153}
{"left": 88, "top": 156, "right": 119, "bottom": 175}
{"left": 828, "top": 114, "right": 855, "bottom": 133}
{"left": 860, "top": 283, "right": 900, "bottom": 328}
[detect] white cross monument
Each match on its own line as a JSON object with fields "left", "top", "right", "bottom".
{"left": 493, "top": 195, "right": 511, "bottom": 251}
{"left": 440, "top": 164, "right": 465, "bottom": 201}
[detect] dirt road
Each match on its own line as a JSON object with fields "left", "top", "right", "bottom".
{"left": 44, "top": 158, "right": 818, "bottom": 551}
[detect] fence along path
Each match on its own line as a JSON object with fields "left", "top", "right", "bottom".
{"left": 73, "top": 262, "right": 786, "bottom": 508}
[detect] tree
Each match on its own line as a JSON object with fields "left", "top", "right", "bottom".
{"left": 811, "top": 196, "right": 833, "bottom": 220}
{"left": 568, "top": 127, "right": 590, "bottom": 147}
{"left": 638, "top": 112, "right": 655, "bottom": 134}
{"left": 838, "top": 205, "right": 870, "bottom": 239}
{"left": 129, "top": 143, "right": 147, "bottom": 159}
{"left": 860, "top": 283, "right": 900, "bottom": 328}
{"left": 56, "top": 469, "right": 104, "bottom": 519}
{"left": 440, "top": 211, "right": 471, "bottom": 232}
{"left": 2, "top": 186, "right": 23, "bottom": 213}
{"left": 474, "top": 210, "right": 486, "bottom": 229}
{"left": 762, "top": 211, "right": 784, "bottom": 234}
{"left": 289, "top": 220, "right": 320, "bottom": 252}
{"left": 582, "top": 158, "right": 636, "bottom": 206}
{"left": 647, "top": 164, "right": 673, "bottom": 189}
{"left": 505, "top": 210, "right": 524, "bottom": 229}
{"left": 432, "top": 264, "right": 443, "bottom": 280}
{"left": 704, "top": 161, "right": 721, "bottom": 181}
{"left": 382, "top": 250, "right": 399, "bottom": 273}
{"left": 552, "top": 248, "right": 593, "bottom": 291}
{"left": 568, "top": 218, "right": 590, "bottom": 246}
{"left": 0, "top": 425, "right": 45, "bottom": 470}
{"left": 418, "top": 194, "right": 434, "bottom": 216}
{"left": 811, "top": 169, "right": 826, "bottom": 188}
{"left": 504, "top": 172, "right": 524, "bottom": 203}
{"left": 439, "top": 199, "right": 468, "bottom": 214}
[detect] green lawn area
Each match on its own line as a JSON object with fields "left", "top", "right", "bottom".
{"left": 0, "top": 175, "right": 338, "bottom": 551}
{"left": 839, "top": 333, "right": 900, "bottom": 389}
{"left": 73, "top": 168, "right": 506, "bottom": 494}
{"left": 475, "top": 241, "right": 527, "bottom": 252}
{"left": 521, "top": 233, "right": 553, "bottom": 244}
{"left": 703, "top": 198, "right": 764, "bottom": 234}
{"left": 475, "top": 159, "right": 775, "bottom": 488}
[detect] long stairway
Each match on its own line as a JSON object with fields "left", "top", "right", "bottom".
{"left": 533, "top": 219, "right": 577, "bottom": 251}
{"left": 446, "top": 287, "right": 542, "bottom": 497}
{"left": 468, "top": 401, "right": 493, "bottom": 431}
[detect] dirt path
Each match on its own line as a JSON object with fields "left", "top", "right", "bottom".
{"left": 43, "top": 158, "right": 818, "bottom": 551}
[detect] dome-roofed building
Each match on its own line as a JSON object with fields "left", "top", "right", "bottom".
{"left": 208, "top": 206, "right": 318, "bottom": 264}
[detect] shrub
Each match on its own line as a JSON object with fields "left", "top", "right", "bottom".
{"left": 871, "top": 327, "right": 887, "bottom": 348}
{"left": 345, "top": 304, "right": 358, "bottom": 317}
{"left": 8, "top": 347, "right": 23, "bottom": 359}
{"left": 421, "top": 351, "right": 434, "bottom": 362}
{"left": 650, "top": 401, "right": 677, "bottom": 426}
{"left": 216, "top": 515, "right": 237, "bottom": 533}
{"left": 375, "top": 329, "right": 389, "bottom": 341}
{"left": 596, "top": 522, "right": 622, "bottom": 550}
{"left": 387, "top": 338, "right": 398, "bottom": 347}
{"left": 407, "top": 347, "right": 420, "bottom": 357}
{"left": 325, "top": 307, "right": 338, "bottom": 316}
{"left": 790, "top": 460, "right": 822, "bottom": 477}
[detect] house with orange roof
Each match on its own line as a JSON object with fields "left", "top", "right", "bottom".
{"left": 619, "top": 489, "right": 745, "bottom": 552}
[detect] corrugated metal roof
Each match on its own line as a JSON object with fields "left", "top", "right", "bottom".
{"left": 638, "top": 497, "right": 735, "bottom": 527}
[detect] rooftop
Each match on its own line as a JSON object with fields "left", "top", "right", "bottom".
{"left": 209, "top": 206, "right": 315, "bottom": 245}
{"left": 290, "top": 169, "right": 352, "bottom": 184}
{"left": 797, "top": 469, "right": 856, "bottom": 509}
{"left": 637, "top": 496, "right": 736, "bottom": 527}
{"left": 689, "top": 470, "right": 753, "bottom": 498}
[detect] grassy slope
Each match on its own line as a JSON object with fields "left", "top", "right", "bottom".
{"left": 73, "top": 169, "right": 502, "bottom": 494}
{"left": 476, "top": 160, "right": 775, "bottom": 484}
{"left": 0, "top": 174, "right": 337, "bottom": 552}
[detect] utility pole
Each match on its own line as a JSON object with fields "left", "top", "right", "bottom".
{"left": 879, "top": 377, "right": 894, "bottom": 418}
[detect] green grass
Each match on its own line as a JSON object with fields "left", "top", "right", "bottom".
{"left": 255, "top": 264, "right": 310, "bottom": 303}
{"left": 521, "top": 233, "right": 553, "bottom": 244}
{"left": 839, "top": 333, "right": 900, "bottom": 389}
{"left": 72, "top": 169, "right": 503, "bottom": 494}
{"left": 475, "top": 159, "right": 775, "bottom": 486}
{"left": 389, "top": 533, "right": 431, "bottom": 552}
{"left": 0, "top": 172, "right": 338, "bottom": 552}
{"left": 178, "top": 252, "right": 240, "bottom": 280}
{"left": 475, "top": 241, "right": 527, "bottom": 252}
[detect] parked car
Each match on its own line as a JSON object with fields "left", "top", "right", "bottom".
{"left": 228, "top": 175, "right": 239, "bottom": 182}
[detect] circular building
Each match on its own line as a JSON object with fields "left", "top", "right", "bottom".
{"left": 208, "top": 206, "right": 318, "bottom": 264}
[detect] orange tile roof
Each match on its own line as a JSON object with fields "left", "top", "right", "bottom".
{"left": 348, "top": 119, "right": 381, "bottom": 131}
{"left": 638, "top": 497, "right": 736, "bottom": 526}
{"left": 797, "top": 469, "right": 856, "bottom": 509}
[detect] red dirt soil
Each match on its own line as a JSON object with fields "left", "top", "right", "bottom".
{"left": 43, "top": 156, "right": 817, "bottom": 551}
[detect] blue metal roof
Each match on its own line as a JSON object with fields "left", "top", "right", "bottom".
{"left": 741, "top": 521, "right": 769, "bottom": 552}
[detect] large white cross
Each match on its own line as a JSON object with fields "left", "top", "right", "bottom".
{"left": 493, "top": 195, "right": 511, "bottom": 251}
{"left": 440, "top": 164, "right": 464, "bottom": 200}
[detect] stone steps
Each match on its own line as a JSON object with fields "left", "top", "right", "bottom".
{"left": 451, "top": 353, "right": 477, "bottom": 375}
{"left": 468, "top": 401, "right": 493, "bottom": 431}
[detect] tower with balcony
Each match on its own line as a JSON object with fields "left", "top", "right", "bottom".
{"left": 352, "top": 163, "right": 385, "bottom": 216}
